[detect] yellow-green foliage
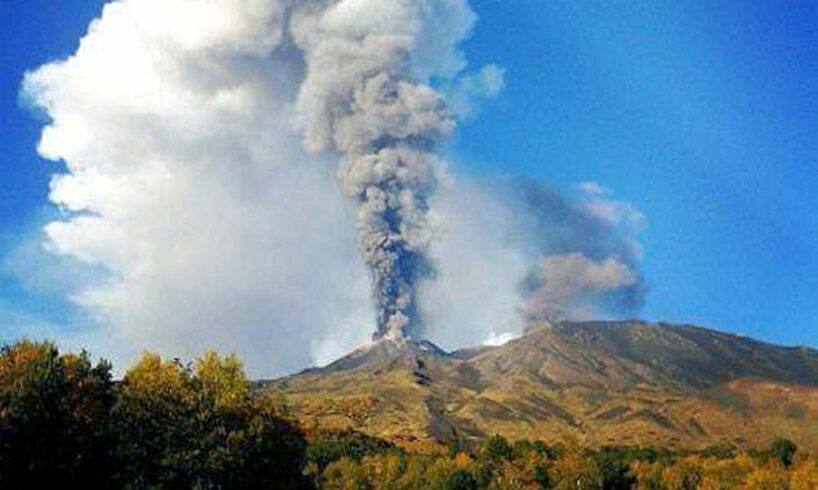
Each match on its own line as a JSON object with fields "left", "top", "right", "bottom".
{"left": 789, "top": 459, "right": 818, "bottom": 490}
{"left": 0, "top": 341, "right": 309, "bottom": 489}
{"left": 309, "top": 434, "right": 818, "bottom": 490}
{"left": 195, "top": 350, "right": 248, "bottom": 409}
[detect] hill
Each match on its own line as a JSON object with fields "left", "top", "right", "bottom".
{"left": 262, "top": 321, "right": 818, "bottom": 451}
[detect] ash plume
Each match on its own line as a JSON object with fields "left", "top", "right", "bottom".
{"left": 290, "top": 0, "right": 479, "bottom": 341}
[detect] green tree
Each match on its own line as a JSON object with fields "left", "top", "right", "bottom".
{"left": 768, "top": 438, "right": 797, "bottom": 468}
{"left": 113, "top": 351, "right": 310, "bottom": 489}
{"left": 592, "top": 447, "right": 638, "bottom": 490}
{"left": 483, "top": 434, "right": 513, "bottom": 462}
{"left": 439, "top": 469, "right": 478, "bottom": 490}
{"left": 0, "top": 340, "right": 116, "bottom": 487}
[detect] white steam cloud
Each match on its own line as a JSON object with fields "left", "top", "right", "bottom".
{"left": 19, "top": 0, "right": 645, "bottom": 375}
{"left": 22, "top": 0, "right": 376, "bottom": 376}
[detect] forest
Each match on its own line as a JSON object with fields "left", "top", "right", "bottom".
{"left": 1, "top": 340, "right": 815, "bottom": 489}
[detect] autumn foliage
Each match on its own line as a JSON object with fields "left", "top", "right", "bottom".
{"left": 310, "top": 437, "right": 818, "bottom": 490}
{"left": 0, "top": 341, "right": 309, "bottom": 488}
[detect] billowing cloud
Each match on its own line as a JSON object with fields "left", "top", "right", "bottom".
{"left": 22, "top": 0, "right": 377, "bottom": 377}
{"left": 444, "top": 64, "right": 507, "bottom": 118}
{"left": 514, "top": 181, "right": 647, "bottom": 326}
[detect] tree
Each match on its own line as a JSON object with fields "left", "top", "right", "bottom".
{"left": 631, "top": 461, "right": 664, "bottom": 490}
{"left": 195, "top": 350, "right": 248, "bottom": 409}
{"left": 113, "top": 351, "right": 310, "bottom": 489}
{"left": 306, "top": 429, "right": 396, "bottom": 471}
{"left": 768, "top": 439, "right": 797, "bottom": 468}
{"left": 592, "top": 447, "right": 637, "bottom": 490}
{"left": 483, "top": 434, "right": 513, "bottom": 462}
{"left": 0, "top": 340, "right": 116, "bottom": 487}
{"left": 440, "top": 469, "right": 478, "bottom": 490}
{"left": 112, "top": 352, "right": 198, "bottom": 487}
{"left": 696, "top": 453, "right": 753, "bottom": 489}
{"left": 739, "top": 466, "right": 789, "bottom": 490}
{"left": 322, "top": 457, "right": 370, "bottom": 490}
{"left": 551, "top": 449, "right": 604, "bottom": 490}
{"left": 534, "top": 464, "right": 551, "bottom": 489}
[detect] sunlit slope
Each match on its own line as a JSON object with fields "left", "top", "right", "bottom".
{"left": 263, "top": 321, "right": 818, "bottom": 451}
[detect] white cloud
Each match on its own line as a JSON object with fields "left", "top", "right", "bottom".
{"left": 483, "top": 331, "right": 518, "bottom": 347}
{"left": 422, "top": 177, "right": 530, "bottom": 349}
{"left": 576, "top": 181, "right": 609, "bottom": 196}
{"left": 22, "top": 0, "right": 379, "bottom": 377}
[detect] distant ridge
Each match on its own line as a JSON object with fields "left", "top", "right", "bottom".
{"left": 475, "top": 321, "right": 818, "bottom": 391}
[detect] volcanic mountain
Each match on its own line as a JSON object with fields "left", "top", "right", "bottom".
{"left": 262, "top": 321, "right": 818, "bottom": 451}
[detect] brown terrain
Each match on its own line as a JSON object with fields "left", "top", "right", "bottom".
{"left": 261, "top": 321, "right": 818, "bottom": 451}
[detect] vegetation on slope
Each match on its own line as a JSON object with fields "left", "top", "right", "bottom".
{"left": 309, "top": 434, "right": 818, "bottom": 490}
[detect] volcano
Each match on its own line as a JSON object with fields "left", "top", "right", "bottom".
{"left": 263, "top": 321, "right": 818, "bottom": 451}
{"left": 303, "top": 337, "right": 449, "bottom": 374}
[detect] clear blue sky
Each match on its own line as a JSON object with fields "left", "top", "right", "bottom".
{"left": 1, "top": 0, "right": 109, "bottom": 331}
{"left": 2, "top": 0, "right": 817, "bottom": 347}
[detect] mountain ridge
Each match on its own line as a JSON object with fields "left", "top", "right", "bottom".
{"left": 263, "top": 320, "right": 818, "bottom": 451}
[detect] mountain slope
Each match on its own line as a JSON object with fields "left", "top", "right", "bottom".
{"left": 263, "top": 321, "right": 818, "bottom": 451}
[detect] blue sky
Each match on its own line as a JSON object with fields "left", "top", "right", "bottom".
{"left": 455, "top": 0, "right": 818, "bottom": 345}
{"left": 1, "top": 0, "right": 108, "bottom": 333}
{"left": 1, "top": 0, "right": 816, "bottom": 351}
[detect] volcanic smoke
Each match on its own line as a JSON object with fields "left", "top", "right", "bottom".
{"left": 291, "top": 0, "right": 476, "bottom": 341}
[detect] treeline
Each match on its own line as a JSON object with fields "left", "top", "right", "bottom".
{"left": 309, "top": 434, "right": 817, "bottom": 489}
{"left": 0, "top": 340, "right": 309, "bottom": 488}
{"left": 1, "top": 340, "right": 817, "bottom": 489}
